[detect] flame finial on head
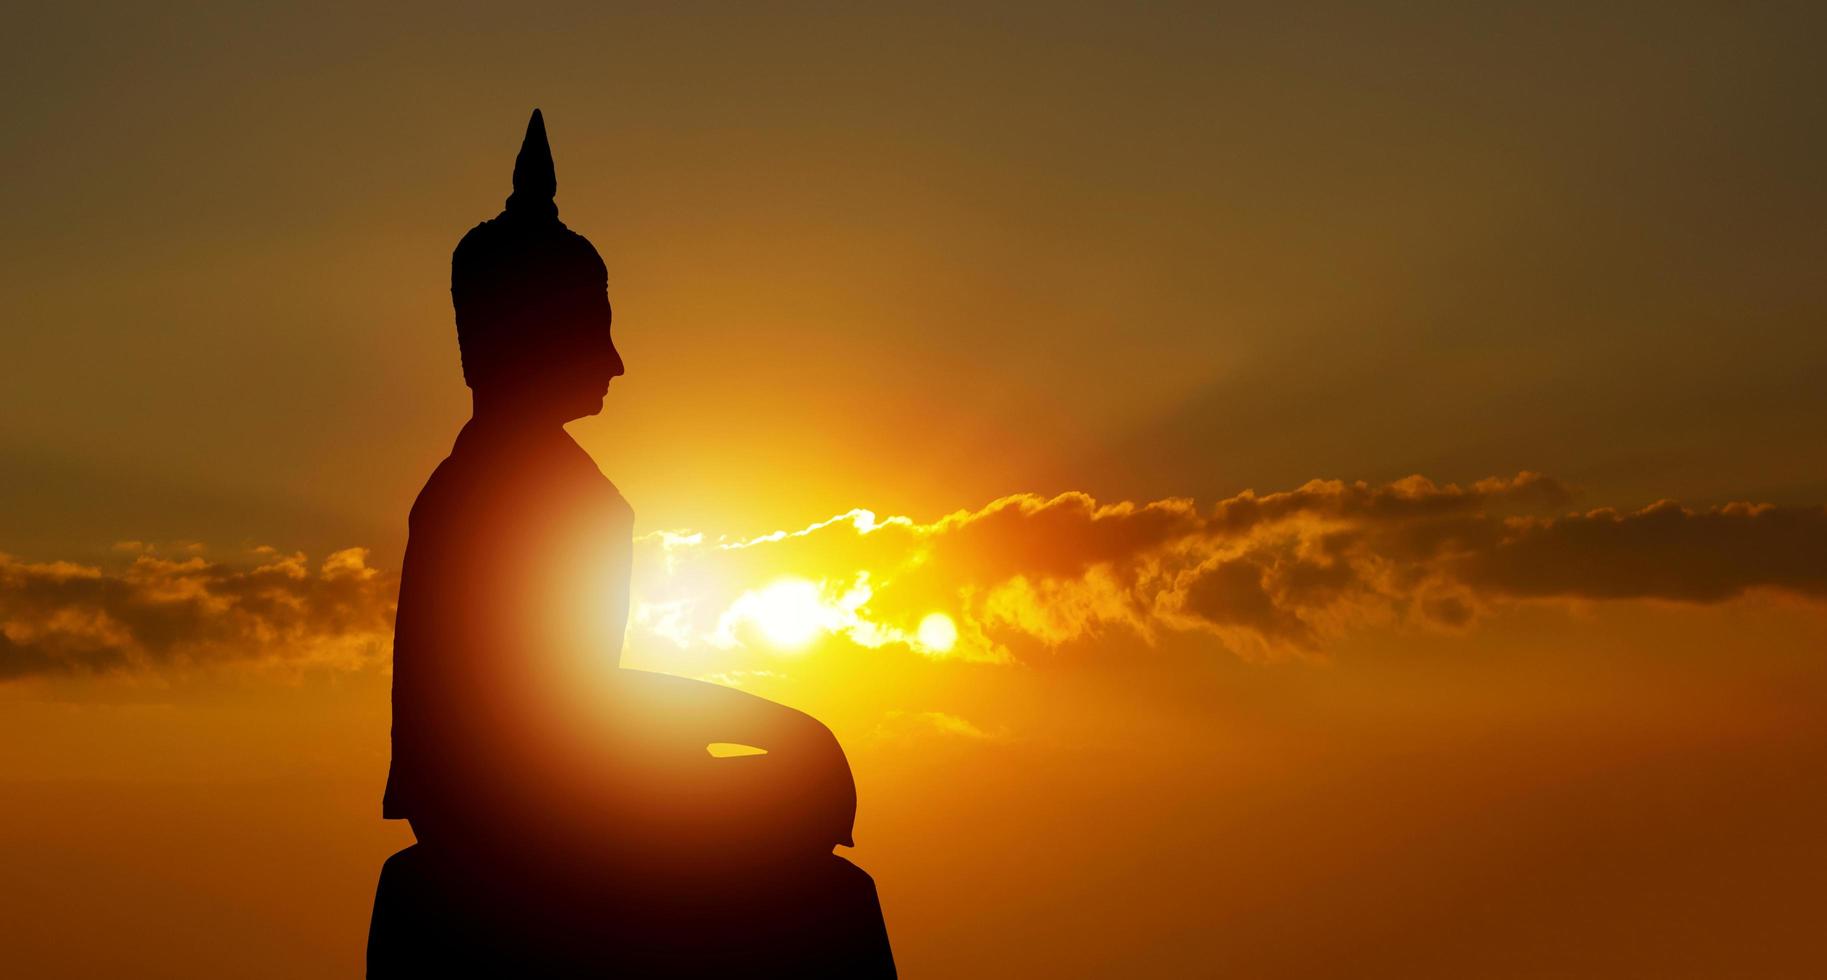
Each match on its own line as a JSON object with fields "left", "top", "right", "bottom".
{"left": 505, "top": 108, "right": 558, "bottom": 219}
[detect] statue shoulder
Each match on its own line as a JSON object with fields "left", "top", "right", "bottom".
{"left": 560, "top": 435, "right": 634, "bottom": 522}
{"left": 594, "top": 470, "right": 635, "bottom": 527}
{"left": 405, "top": 455, "right": 463, "bottom": 531}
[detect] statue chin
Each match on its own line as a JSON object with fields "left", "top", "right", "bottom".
{"left": 551, "top": 385, "right": 608, "bottom": 423}
{"left": 570, "top": 395, "right": 605, "bottom": 421}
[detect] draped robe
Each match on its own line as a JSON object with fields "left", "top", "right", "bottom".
{"left": 383, "top": 419, "right": 855, "bottom": 864}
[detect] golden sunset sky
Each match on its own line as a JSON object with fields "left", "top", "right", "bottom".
{"left": 4, "top": 3, "right": 1826, "bottom": 977}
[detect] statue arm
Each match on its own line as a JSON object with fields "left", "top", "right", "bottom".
{"left": 611, "top": 668, "right": 840, "bottom": 759}
{"left": 608, "top": 668, "right": 858, "bottom": 847}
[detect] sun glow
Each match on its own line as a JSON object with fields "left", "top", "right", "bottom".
{"left": 634, "top": 517, "right": 985, "bottom": 662}
{"left": 916, "top": 612, "right": 958, "bottom": 654}
{"left": 740, "top": 578, "right": 830, "bottom": 650}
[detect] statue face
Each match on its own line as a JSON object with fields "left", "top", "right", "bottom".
{"left": 540, "top": 286, "right": 622, "bottom": 423}
{"left": 558, "top": 289, "right": 623, "bottom": 421}
{"left": 470, "top": 282, "right": 622, "bottom": 424}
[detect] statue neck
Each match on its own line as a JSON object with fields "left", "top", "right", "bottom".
{"left": 469, "top": 388, "right": 572, "bottom": 433}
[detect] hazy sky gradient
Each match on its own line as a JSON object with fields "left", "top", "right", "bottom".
{"left": 7, "top": 2, "right": 1825, "bottom": 561}
{"left": 4, "top": 4, "right": 1826, "bottom": 977}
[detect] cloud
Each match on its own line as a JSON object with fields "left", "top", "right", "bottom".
{"left": 1457, "top": 500, "right": 1827, "bottom": 602}
{"left": 631, "top": 473, "right": 1827, "bottom": 661}
{"left": 7, "top": 474, "right": 1824, "bottom": 678}
{"left": 0, "top": 546, "right": 395, "bottom": 678}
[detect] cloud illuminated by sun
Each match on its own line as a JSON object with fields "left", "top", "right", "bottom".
{"left": 693, "top": 574, "right": 958, "bottom": 657}
{"left": 3, "top": 474, "right": 1825, "bottom": 680}
{"left": 618, "top": 473, "right": 1827, "bottom": 670}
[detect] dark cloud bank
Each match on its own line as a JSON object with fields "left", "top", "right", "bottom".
{"left": 0, "top": 547, "right": 395, "bottom": 678}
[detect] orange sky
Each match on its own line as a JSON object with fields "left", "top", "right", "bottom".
{"left": 4, "top": 3, "right": 1827, "bottom": 977}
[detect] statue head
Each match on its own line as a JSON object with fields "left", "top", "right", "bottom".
{"left": 452, "top": 109, "right": 623, "bottom": 422}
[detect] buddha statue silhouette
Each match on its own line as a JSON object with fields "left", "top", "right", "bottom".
{"left": 367, "top": 110, "right": 894, "bottom": 978}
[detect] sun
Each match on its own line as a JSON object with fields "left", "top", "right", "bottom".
{"left": 916, "top": 612, "right": 958, "bottom": 654}
{"left": 746, "top": 578, "right": 829, "bottom": 650}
